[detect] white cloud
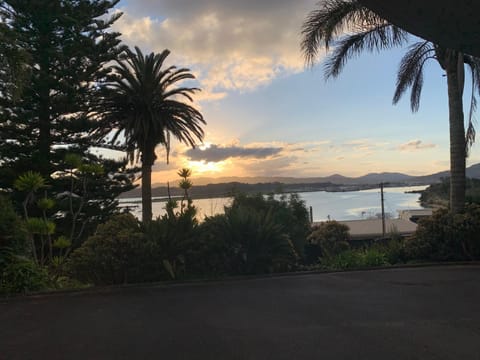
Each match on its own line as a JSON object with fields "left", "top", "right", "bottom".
{"left": 113, "top": 0, "right": 318, "bottom": 100}
{"left": 398, "top": 139, "right": 436, "bottom": 152}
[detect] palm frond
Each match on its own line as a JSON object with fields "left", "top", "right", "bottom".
{"left": 100, "top": 47, "right": 206, "bottom": 166}
{"left": 392, "top": 41, "right": 435, "bottom": 112}
{"left": 324, "top": 23, "right": 407, "bottom": 78}
{"left": 301, "top": 0, "right": 403, "bottom": 66}
{"left": 464, "top": 55, "right": 480, "bottom": 154}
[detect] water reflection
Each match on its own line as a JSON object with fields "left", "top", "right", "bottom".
{"left": 118, "top": 185, "right": 427, "bottom": 222}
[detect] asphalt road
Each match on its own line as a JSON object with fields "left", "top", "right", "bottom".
{"left": 2, "top": 265, "right": 480, "bottom": 360}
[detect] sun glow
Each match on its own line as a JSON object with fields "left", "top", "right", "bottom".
{"left": 199, "top": 142, "right": 212, "bottom": 151}
{"left": 187, "top": 160, "right": 224, "bottom": 174}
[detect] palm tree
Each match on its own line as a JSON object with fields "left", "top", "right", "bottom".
{"left": 104, "top": 47, "right": 206, "bottom": 223}
{"left": 301, "top": 0, "right": 480, "bottom": 214}
{"left": 177, "top": 168, "right": 193, "bottom": 213}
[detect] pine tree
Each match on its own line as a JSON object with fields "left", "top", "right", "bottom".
{"left": 0, "top": 0, "right": 137, "bottom": 244}
{"left": 0, "top": 0, "right": 124, "bottom": 176}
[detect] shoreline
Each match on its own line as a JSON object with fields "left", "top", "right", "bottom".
{"left": 118, "top": 184, "right": 429, "bottom": 204}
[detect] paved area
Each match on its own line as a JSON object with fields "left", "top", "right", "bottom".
{"left": 1, "top": 265, "right": 480, "bottom": 359}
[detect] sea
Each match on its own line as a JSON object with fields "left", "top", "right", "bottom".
{"left": 118, "top": 185, "right": 428, "bottom": 222}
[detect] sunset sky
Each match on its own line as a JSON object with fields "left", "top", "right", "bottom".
{"left": 109, "top": 0, "right": 480, "bottom": 184}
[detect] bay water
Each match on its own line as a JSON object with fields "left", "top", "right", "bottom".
{"left": 119, "top": 185, "right": 427, "bottom": 222}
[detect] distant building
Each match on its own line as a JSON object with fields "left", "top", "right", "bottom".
{"left": 398, "top": 209, "right": 433, "bottom": 223}
{"left": 312, "top": 208, "right": 434, "bottom": 241}
{"left": 338, "top": 218, "right": 418, "bottom": 240}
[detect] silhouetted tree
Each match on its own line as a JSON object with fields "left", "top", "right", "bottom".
{"left": 0, "top": 1, "right": 136, "bottom": 242}
{"left": 0, "top": 0, "right": 124, "bottom": 178}
{"left": 301, "top": 0, "right": 480, "bottom": 213}
{"left": 103, "top": 47, "right": 206, "bottom": 223}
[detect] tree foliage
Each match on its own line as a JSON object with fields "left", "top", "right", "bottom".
{"left": 307, "top": 220, "right": 350, "bottom": 260}
{"left": 195, "top": 194, "right": 306, "bottom": 275}
{"left": 67, "top": 213, "right": 145, "bottom": 285}
{"left": 405, "top": 205, "right": 480, "bottom": 261}
{"left": 0, "top": 0, "right": 124, "bottom": 176}
{"left": 301, "top": 0, "right": 480, "bottom": 213}
{"left": 0, "top": 0, "right": 137, "bottom": 247}
{"left": 100, "top": 47, "right": 206, "bottom": 223}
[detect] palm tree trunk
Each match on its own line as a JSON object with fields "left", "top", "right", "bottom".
{"left": 141, "top": 156, "right": 153, "bottom": 224}
{"left": 446, "top": 52, "right": 466, "bottom": 214}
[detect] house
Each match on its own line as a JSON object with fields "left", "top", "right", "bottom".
{"left": 398, "top": 209, "right": 433, "bottom": 223}
{"left": 337, "top": 218, "right": 418, "bottom": 241}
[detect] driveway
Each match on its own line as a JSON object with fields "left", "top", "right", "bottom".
{"left": 1, "top": 265, "right": 480, "bottom": 359}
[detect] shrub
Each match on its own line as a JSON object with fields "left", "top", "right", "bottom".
{"left": 321, "top": 248, "right": 389, "bottom": 270}
{"left": 0, "top": 196, "right": 44, "bottom": 295}
{"left": 0, "top": 195, "right": 28, "bottom": 254}
{"left": 0, "top": 253, "right": 49, "bottom": 295}
{"left": 233, "top": 207, "right": 297, "bottom": 274}
{"left": 67, "top": 213, "right": 145, "bottom": 285}
{"left": 321, "top": 250, "right": 362, "bottom": 269}
{"left": 202, "top": 204, "right": 297, "bottom": 275}
{"left": 405, "top": 205, "right": 480, "bottom": 261}
{"left": 187, "top": 215, "right": 230, "bottom": 277}
{"left": 371, "top": 239, "right": 407, "bottom": 265}
{"left": 144, "top": 207, "right": 198, "bottom": 280}
{"left": 229, "top": 193, "right": 310, "bottom": 256}
{"left": 362, "top": 248, "right": 388, "bottom": 267}
{"left": 307, "top": 221, "right": 350, "bottom": 262}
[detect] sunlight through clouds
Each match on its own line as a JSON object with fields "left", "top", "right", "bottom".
{"left": 112, "top": 0, "right": 460, "bottom": 181}
{"left": 113, "top": 1, "right": 318, "bottom": 100}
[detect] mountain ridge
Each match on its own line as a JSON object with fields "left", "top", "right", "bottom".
{"left": 121, "top": 163, "right": 480, "bottom": 199}
{"left": 152, "top": 163, "right": 480, "bottom": 186}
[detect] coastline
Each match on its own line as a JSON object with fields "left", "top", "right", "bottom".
{"left": 118, "top": 183, "right": 429, "bottom": 203}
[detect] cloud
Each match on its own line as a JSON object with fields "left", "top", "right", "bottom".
{"left": 240, "top": 155, "right": 298, "bottom": 176}
{"left": 113, "top": 0, "right": 318, "bottom": 98}
{"left": 326, "top": 139, "right": 389, "bottom": 158}
{"left": 398, "top": 140, "right": 436, "bottom": 152}
{"left": 185, "top": 144, "right": 283, "bottom": 162}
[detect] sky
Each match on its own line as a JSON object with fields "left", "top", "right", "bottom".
{"left": 109, "top": 0, "right": 480, "bottom": 184}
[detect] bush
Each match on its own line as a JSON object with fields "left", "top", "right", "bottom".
{"left": 201, "top": 204, "right": 297, "bottom": 275}
{"left": 144, "top": 207, "right": 198, "bottom": 280}
{"left": 229, "top": 193, "right": 310, "bottom": 258}
{"left": 234, "top": 207, "right": 297, "bottom": 274}
{"left": 0, "top": 254, "right": 50, "bottom": 295}
{"left": 370, "top": 239, "right": 407, "bottom": 265}
{"left": 405, "top": 205, "right": 480, "bottom": 261}
{"left": 187, "top": 215, "right": 230, "bottom": 277}
{"left": 67, "top": 213, "right": 145, "bottom": 285}
{"left": 321, "top": 250, "right": 362, "bottom": 269}
{"left": 321, "top": 248, "right": 389, "bottom": 270}
{"left": 0, "top": 195, "right": 28, "bottom": 254}
{"left": 307, "top": 221, "right": 350, "bottom": 262}
{"left": 0, "top": 196, "right": 45, "bottom": 295}
{"left": 188, "top": 193, "right": 305, "bottom": 275}
{"left": 362, "top": 248, "right": 388, "bottom": 267}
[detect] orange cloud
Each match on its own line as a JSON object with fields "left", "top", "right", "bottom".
{"left": 398, "top": 140, "right": 436, "bottom": 152}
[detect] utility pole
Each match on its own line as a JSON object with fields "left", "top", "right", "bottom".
{"left": 380, "top": 182, "right": 386, "bottom": 237}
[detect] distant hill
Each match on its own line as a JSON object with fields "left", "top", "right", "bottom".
{"left": 122, "top": 163, "right": 480, "bottom": 199}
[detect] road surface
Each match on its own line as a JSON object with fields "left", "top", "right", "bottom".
{"left": 1, "top": 265, "right": 480, "bottom": 359}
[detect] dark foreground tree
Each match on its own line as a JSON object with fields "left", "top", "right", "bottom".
{"left": 0, "top": 0, "right": 136, "bottom": 241}
{"left": 0, "top": 0, "right": 124, "bottom": 178}
{"left": 102, "top": 47, "right": 206, "bottom": 223}
{"left": 0, "top": 3, "right": 29, "bottom": 105}
{"left": 301, "top": 0, "right": 480, "bottom": 213}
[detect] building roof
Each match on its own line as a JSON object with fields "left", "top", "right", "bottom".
{"left": 341, "top": 218, "right": 417, "bottom": 239}
{"left": 313, "top": 218, "right": 418, "bottom": 240}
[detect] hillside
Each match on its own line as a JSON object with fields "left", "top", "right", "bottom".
{"left": 121, "top": 163, "right": 480, "bottom": 199}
